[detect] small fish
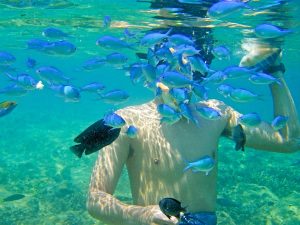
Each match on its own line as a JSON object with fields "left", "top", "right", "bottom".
{"left": 27, "top": 38, "right": 50, "bottom": 51}
{"left": 212, "top": 45, "right": 231, "bottom": 60}
{"left": 6, "top": 73, "right": 37, "bottom": 90}
{"left": 103, "top": 112, "right": 126, "bottom": 128}
{"left": 254, "top": 24, "right": 292, "bottom": 39}
{"left": 99, "top": 89, "right": 129, "bottom": 104}
{"left": 141, "top": 64, "right": 157, "bottom": 83}
{"left": 217, "top": 84, "right": 233, "bottom": 98}
{"left": 208, "top": 1, "right": 251, "bottom": 18}
{"left": 105, "top": 52, "right": 128, "bottom": 67}
{"left": 188, "top": 55, "right": 214, "bottom": 75}
{"left": 126, "top": 125, "right": 138, "bottom": 138}
{"left": 195, "top": 106, "right": 221, "bottom": 120}
{"left": 159, "top": 197, "right": 186, "bottom": 219}
{"left": 223, "top": 66, "right": 253, "bottom": 79}
{"left": 169, "top": 34, "right": 194, "bottom": 46}
{"left": 70, "top": 119, "right": 121, "bottom": 158}
{"left": 140, "top": 28, "right": 172, "bottom": 46}
{"left": 169, "top": 87, "right": 190, "bottom": 104}
{"left": 183, "top": 155, "right": 215, "bottom": 175}
{"left": 43, "top": 40, "right": 76, "bottom": 55}
{"left": 232, "top": 124, "right": 246, "bottom": 151}
{"left": 96, "top": 36, "right": 134, "bottom": 50}
{"left": 124, "top": 28, "right": 137, "bottom": 40}
{"left": 271, "top": 115, "right": 288, "bottom": 130}
{"left": 157, "top": 104, "right": 179, "bottom": 118}
{"left": 0, "top": 101, "right": 17, "bottom": 118}
{"left": 26, "top": 57, "right": 37, "bottom": 68}
{"left": 0, "top": 84, "right": 28, "bottom": 96}
{"left": 80, "top": 82, "right": 105, "bottom": 93}
{"left": 103, "top": 15, "right": 111, "bottom": 28}
{"left": 178, "top": 102, "right": 199, "bottom": 126}
{"left": 230, "top": 88, "right": 261, "bottom": 102}
{"left": 0, "top": 51, "right": 16, "bottom": 65}
{"left": 192, "top": 83, "right": 208, "bottom": 100}
{"left": 202, "top": 71, "right": 227, "bottom": 84}
{"left": 249, "top": 72, "right": 281, "bottom": 85}
{"left": 160, "top": 113, "right": 182, "bottom": 125}
{"left": 160, "top": 71, "right": 193, "bottom": 88}
{"left": 3, "top": 194, "right": 25, "bottom": 202}
{"left": 238, "top": 113, "right": 262, "bottom": 127}
{"left": 50, "top": 84, "right": 80, "bottom": 102}
{"left": 176, "top": 45, "right": 199, "bottom": 57}
{"left": 128, "top": 63, "right": 144, "bottom": 85}
{"left": 81, "top": 57, "right": 106, "bottom": 71}
{"left": 42, "top": 27, "right": 69, "bottom": 39}
{"left": 36, "top": 66, "right": 70, "bottom": 84}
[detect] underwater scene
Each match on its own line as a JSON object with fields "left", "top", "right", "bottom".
{"left": 0, "top": 0, "right": 300, "bottom": 224}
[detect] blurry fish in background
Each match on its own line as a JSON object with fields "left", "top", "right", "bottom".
{"left": 96, "top": 36, "right": 135, "bottom": 50}
{"left": 27, "top": 38, "right": 50, "bottom": 51}
{"left": 99, "top": 89, "right": 129, "bottom": 104}
{"left": 212, "top": 45, "right": 231, "bottom": 60}
{"left": 183, "top": 155, "right": 215, "bottom": 175}
{"left": 0, "top": 101, "right": 17, "bottom": 118}
{"left": 103, "top": 111, "right": 126, "bottom": 128}
{"left": 36, "top": 66, "right": 70, "bottom": 84}
{"left": 192, "top": 83, "right": 208, "bottom": 100}
{"left": 105, "top": 52, "right": 128, "bottom": 68}
{"left": 223, "top": 66, "right": 254, "bottom": 80}
{"left": 80, "top": 82, "right": 106, "bottom": 94}
{"left": 126, "top": 63, "right": 144, "bottom": 85}
{"left": 0, "top": 51, "right": 16, "bottom": 65}
{"left": 5, "top": 73, "right": 38, "bottom": 90}
{"left": 169, "top": 34, "right": 194, "bottom": 47}
{"left": 124, "top": 28, "right": 137, "bottom": 40}
{"left": 217, "top": 84, "right": 234, "bottom": 98}
{"left": 271, "top": 115, "right": 288, "bottom": 131}
{"left": 232, "top": 124, "right": 246, "bottom": 151}
{"left": 140, "top": 28, "right": 172, "bottom": 47}
{"left": 195, "top": 105, "right": 221, "bottom": 120}
{"left": 103, "top": 15, "right": 111, "bottom": 28}
{"left": 126, "top": 125, "right": 138, "bottom": 138}
{"left": 254, "top": 24, "right": 292, "bottom": 39}
{"left": 238, "top": 112, "right": 262, "bottom": 127}
{"left": 249, "top": 72, "right": 281, "bottom": 85}
{"left": 207, "top": 0, "right": 252, "bottom": 18}
{"left": 81, "top": 56, "right": 106, "bottom": 71}
{"left": 229, "top": 88, "right": 262, "bottom": 103}
{"left": 26, "top": 57, "right": 37, "bottom": 69}
{"left": 42, "top": 27, "right": 69, "bottom": 39}
{"left": 202, "top": 71, "right": 227, "bottom": 84}
{"left": 43, "top": 40, "right": 76, "bottom": 55}
{"left": 70, "top": 119, "right": 121, "bottom": 158}
{"left": 49, "top": 84, "right": 81, "bottom": 102}
{"left": 2, "top": 194, "right": 25, "bottom": 202}
{"left": 0, "top": 84, "right": 28, "bottom": 96}
{"left": 159, "top": 197, "right": 186, "bottom": 219}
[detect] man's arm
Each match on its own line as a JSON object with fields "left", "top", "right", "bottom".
{"left": 87, "top": 131, "right": 176, "bottom": 225}
{"left": 222, "top": 67, "right": 300, "bottom": 153}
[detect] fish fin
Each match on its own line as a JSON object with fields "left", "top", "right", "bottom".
{"left": 70, "top": 144, "right": 85, "bottom": 158}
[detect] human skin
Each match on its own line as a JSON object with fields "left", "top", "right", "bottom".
{"left": 87, "top": 52, "right": 300, "bottom": 225}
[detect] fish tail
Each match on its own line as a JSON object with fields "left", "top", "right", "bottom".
{"left": 70, "top": 144, "right": 85, "bottom": 158}
{"left": 183, "top": 165, "right": 191, "bottom": 173}
{"left": 165, "top": 27, "right": 173, "bottom": 36}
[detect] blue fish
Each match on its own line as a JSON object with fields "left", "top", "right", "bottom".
{"left": 42, "top": 27, "right": 69, "bottom": 39}
{"left": 0, "top": 101, "right": 17, "bottom": 118}
{"left": 169, "top": 34, "right": 194, "bottom": 46}
{"left": 169, "top": 87, "right": 190, "bottom": 104}
{"left": 80, "top": 82, "right": 105, "bottom": 93}
{"left": 140, "top": 28, "right": 172, "bottom": 46}
{"left": 99, "top": 89, "right": 129, "bottom": 104}
{"left": 105, "top": 52, "right": 128, "bottom": 67}
{"left": 26, "top": 57, "right": 37, "bottom": 68}
{"left": 103, "top": 15, "right": 111, "bottom": 28}
{"left": 103, "top": 112, "right": 126, "bottom": 128}
{"left": 271, "top": 115, "right": 288, "bottom": 130}
{"left": 81, "top": 57, "right": 106, "bottom": 71}
{"left": 208, "top": 1, "right": 251, "bottom": 18}
{"left": 96, "top": 36, "right": 134, "bottom": 50}
{"left": 192, "top": 83, "right": 208, "bottom": 100}
{"left": 212, "top": 45, "right": 231, "bottom": 60}
{"left": 217, "top": 84, "right": 234, "bottom": 98}
{"left": 0, "top": 51, "right": 16, "bottom": 65}
{"left": 0, "top": 84, "right": 28, "bottom": 96}
{"left": 44, "top": 40, "right": 76, "bottom": 55}
{"left": 195, "top": 106, "right": 221, "bottom": 120}
{"left": 6, "top": 73, "right": 37, "bottom": 90}
{"left": 238, "top": 113, "right": 262, "bottom": 127}
{"left": 126, "top": 125, "right": 138, "bottom": 138}
{"left": 160, "top": 71, "right": 193, "bottom": 88}
{"left": 183, "top": 155, "right": 215, "bottom": 175}
{"left": 50, "top": 84, "right": 80, "bottom": 102}
{"left": 27, "top": 38, "right": 50, "bottom": 51}
{"left": 230, "top": 88, "right": 262, "bottom": 103}
{"left": 157, "top": 104, "right": 179, "bottom": 118}
{"left": 254, "top": 24, "right": 292, "bottom": 39}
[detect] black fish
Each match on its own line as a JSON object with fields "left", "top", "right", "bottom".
{"left": 70, "top": 119, "right": 121, "bottom": 158}
{"left": 232, "top": 124, "right": 246, "bottom": 151}
{"left": 159, "top": 197, "right": 186, "bottom": 219}
{"left": 3, "top": 194, "right": 25, "bottom": 202}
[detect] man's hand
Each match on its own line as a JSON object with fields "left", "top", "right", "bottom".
{"left": 141, "top": 205, "right": 178, "bottom": 225}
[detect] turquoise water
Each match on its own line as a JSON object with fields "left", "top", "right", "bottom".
{"left": 0, "top": 0, "right": 299, "bottom": 224}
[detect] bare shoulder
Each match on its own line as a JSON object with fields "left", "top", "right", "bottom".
{"left": 116, "top": 100, "right": 161, "bottom": 128}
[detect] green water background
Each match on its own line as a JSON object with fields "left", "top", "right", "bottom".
{"left": 0, "top": 0, "right": 299, "bottom": 224}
